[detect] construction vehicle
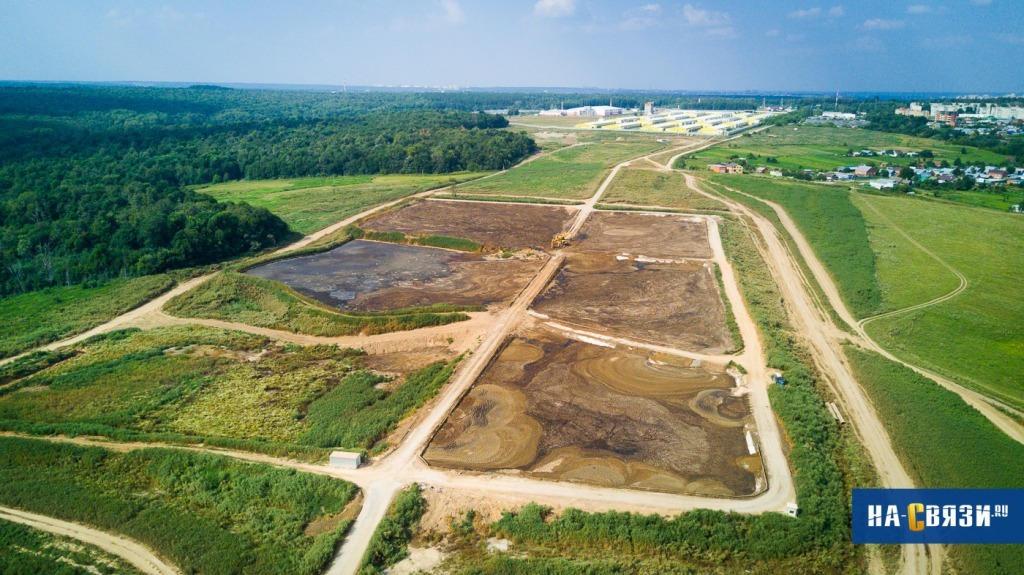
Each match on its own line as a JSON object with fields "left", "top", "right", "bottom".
{"left": 551, "top": 233, "right": 570, "bottom": 249}
{"left": 771, "top": 373, "right": 787, "bottom": 386}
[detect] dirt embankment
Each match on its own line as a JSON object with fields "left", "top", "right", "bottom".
{"left": 362, "top": 199, "right": 577, "bottom": 251}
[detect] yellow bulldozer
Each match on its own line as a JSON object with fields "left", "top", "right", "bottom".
{"left": 551, "top": 233, "right": 570, "bottom": 249}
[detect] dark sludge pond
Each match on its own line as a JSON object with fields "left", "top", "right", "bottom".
{"left": 246, "top": 239, "right": 545, "bottom": 312}
{"left": 247, "top": 240, "right": 458, "bottom": 310}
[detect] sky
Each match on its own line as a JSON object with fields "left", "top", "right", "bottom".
{"left": 0, "top": 0, "right": 1021, "bottom": 93}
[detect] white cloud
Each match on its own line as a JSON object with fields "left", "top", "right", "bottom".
{"left": 683, "top": 4, "right": 730, "bottom": 26}
{"left": 765, "top": 28, "right": 781, "bottom": 37}
{"left": 787, "top": 33, "right": 806, "bottom": 41}
{"left": 993, "top": 32, "right": 1024, "bottom": 44}
{"left": 705, "top": 26, "right": 737, "bottom": 39}
{"left": 440, "top": 0, "right": 464, "bottom": 24}
{"left": 972, "top": 0, "right": 992, "bottom": 5}
{"left": 621, "top": 3, "right": 661, "bottom": 30}
{"left": 534, "top": 0, "right": 576, "bottom": 18}
{"left": 862, "top": 18, "right": 906, "bottom": 30}
{"left": 789, "top": 7, "right": 821, "bottom": 19}
{"left": 789, "top": 6, "right": 844, "bottom": 19}
{"left": 907, "top": 4, "right": 932, "bottom": 13}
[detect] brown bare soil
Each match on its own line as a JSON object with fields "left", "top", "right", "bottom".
{"left": 423, "top": 326, "right": 762, "bottom": 496}
{"left": 248, "top": 240, "right": 546, "bottom": 312}
{"left": 361, "top": 200, "right": 577, "bottom": 250}
{"left": 532, "top": 254, "right": 734, "bottom": 353}
{"left": 574, "top": 212, "right": 713, "bottom": 260}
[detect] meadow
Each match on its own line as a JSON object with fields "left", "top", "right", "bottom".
{"left": 0, "top": 519, "right": 144, "bottom": 575}
{"left": 844, "top": 347, "right": 1024, "bottom": 574}
{"left": 457, "top": 141, "right": 665, "bottom": 199}
{"left": 0, "top": 325, "right": 461, "bottom": 455}
{"left": 857, "top": 195, "right": 1024, "bottom": 408}
{"left": 600, "top": 167, "right": 727, "bottom": 211}
{"left": 709, "top": 175, "right": 883, "bottom": 318}
{"left": 0, "top": 436, "right": 357, "bottom": 575}
{"left": 0, "top": 274, "right": 175, "bottom": 359}
{"left": 683, "top": 125, "right": 1005, "bottom": 172}
{"left": 165, "top": 271, "right": 476, "bottom": 337}
{"left": 198, "top": 173, "right": 490, "bottom": 234}
{"left": 851, "top": 194, "right": 960, "bottom": 312}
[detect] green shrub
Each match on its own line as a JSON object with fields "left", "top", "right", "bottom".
{"left": 0, "top": 437, "right": 358, "bottom": 575}
{"left": 165, "top": 271, "right": 475, "bottom": 337}
{"left": 359, "top": 484, "right": 427, "bottom": 574}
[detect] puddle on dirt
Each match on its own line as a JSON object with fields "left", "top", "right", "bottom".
{"left": 424, "top": 326, "right": 764, "bottom": 497}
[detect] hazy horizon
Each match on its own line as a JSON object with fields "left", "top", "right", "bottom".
{"left": 2, "top": 0, "right": 1022, "bottom": 93}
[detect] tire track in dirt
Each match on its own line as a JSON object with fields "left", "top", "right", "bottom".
{"left": 0, "top": 506, "right": 180, "bottom": 575}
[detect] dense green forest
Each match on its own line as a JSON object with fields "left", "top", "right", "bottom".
{"left": 0, "top": 86, "right": 536, "bottom": 296}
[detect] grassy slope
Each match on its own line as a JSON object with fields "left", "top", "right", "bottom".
{"left": 844, "top": 347, "right": 1024, "bottom": 575}
{"left": 0, "top": 437, "right": 357, "bottom": 575}
{"left": 851, "top": 193, "right": 960, "bottom": 312}
{"left": 0, "top": 519, "right": 145, "bottom": 575}
{"left": 0, "top": 325, "right": 461, "bottom": 455}
{"left": 0, "top": 275, "right": 175, "bottom": 360}
{"left": 600, "top": 167, "right": 727, "bottom": 211}
{"left": 859, "top": 195, "right": 1024, "bottom": 407}
{"left": 710, "top": 174, "right": 882, "bottom": 318}
{"left": 685, "top": 125, "right": 1005, "bottom": 172}
{"left": 198, "top": 173, "right": 490, "bottom": 234}
{"left": 458, "top": 142, "right": 665, "bottom": 199}
{"left": 165, "top": 271, "right": 475, "bottom": 337}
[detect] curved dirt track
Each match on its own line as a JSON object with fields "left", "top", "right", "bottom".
{"left": 0, "top": 506, "right": 180, "bottom": 575}
{"left": 685, "top": 174, "right": 940, "bottom": 575}
{"left": 714, "top": 181, "right": 1024, "bottom": 444}
{"left": 856, "top": 195, "right": 968, "bottom": 329}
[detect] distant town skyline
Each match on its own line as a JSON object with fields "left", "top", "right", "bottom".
{"left": 1, "top": 0, "right": 1021, "bottom": 93}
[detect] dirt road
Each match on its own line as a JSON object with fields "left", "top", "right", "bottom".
{"left": 686, "top": 174, "right": 940, "bottom": 575}
{"left": 0, "top": 506, "right": 180, "bottom": 575}
{"left": 717, "top": 181, "right": 1024, "bottom": 445}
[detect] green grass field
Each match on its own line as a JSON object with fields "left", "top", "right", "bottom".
{"left": 931, "top": 187, "right": 1024, "bottom": 212}
{"left": 0, "top": 436, "right": 357, "bottom": 575}
{"left": 844, "top": 347, "right": 1024, "bottom": 574}
{"left": 710, "top": 175, "right": 882, "bottom": 318}
{"left": 165, "top": 271, "right": 476, "bottom": 337}
{"left": 684, "top": 125, "right": 1005, "bottom": 172}
{"left": 0, "top": 518, "right": 144, "bottom": 575}
{"left": 857, "top": 195, "right": 1024, "bottom": 408}
{"left": 0, "top": 275, "right": 176, "bottom": 359}
{"left": 601, "top": 167, "right": 727, "bottom": 211}
{"left": 0, "top": 325, "right": 461, "bottom": 455}
{"left": 457, "top": 141, "right": 665, "bottom": 199}
{"left": 852, "top": 194, "right": 960, "bottom": 312}
{"left": 198, "top": 173, "right": 490, "bottom": 234}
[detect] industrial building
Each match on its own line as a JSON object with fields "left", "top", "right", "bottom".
{"left": 539, "top": 105, "right": 624, "bottom": 117}
{"left": 575, "top": 108, "right": 774, "bottom": 135}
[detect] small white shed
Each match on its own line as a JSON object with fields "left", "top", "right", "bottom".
{"left": 329, "top": 451, "right": 362, "bottom": 469}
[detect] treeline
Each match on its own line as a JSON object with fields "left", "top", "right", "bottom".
{"left": 0, "top": 86, "right": 536, "bottom": 296}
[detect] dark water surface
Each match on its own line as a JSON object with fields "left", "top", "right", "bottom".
{"left": 246, "top": 240, "right": 457, "bottom": 309}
